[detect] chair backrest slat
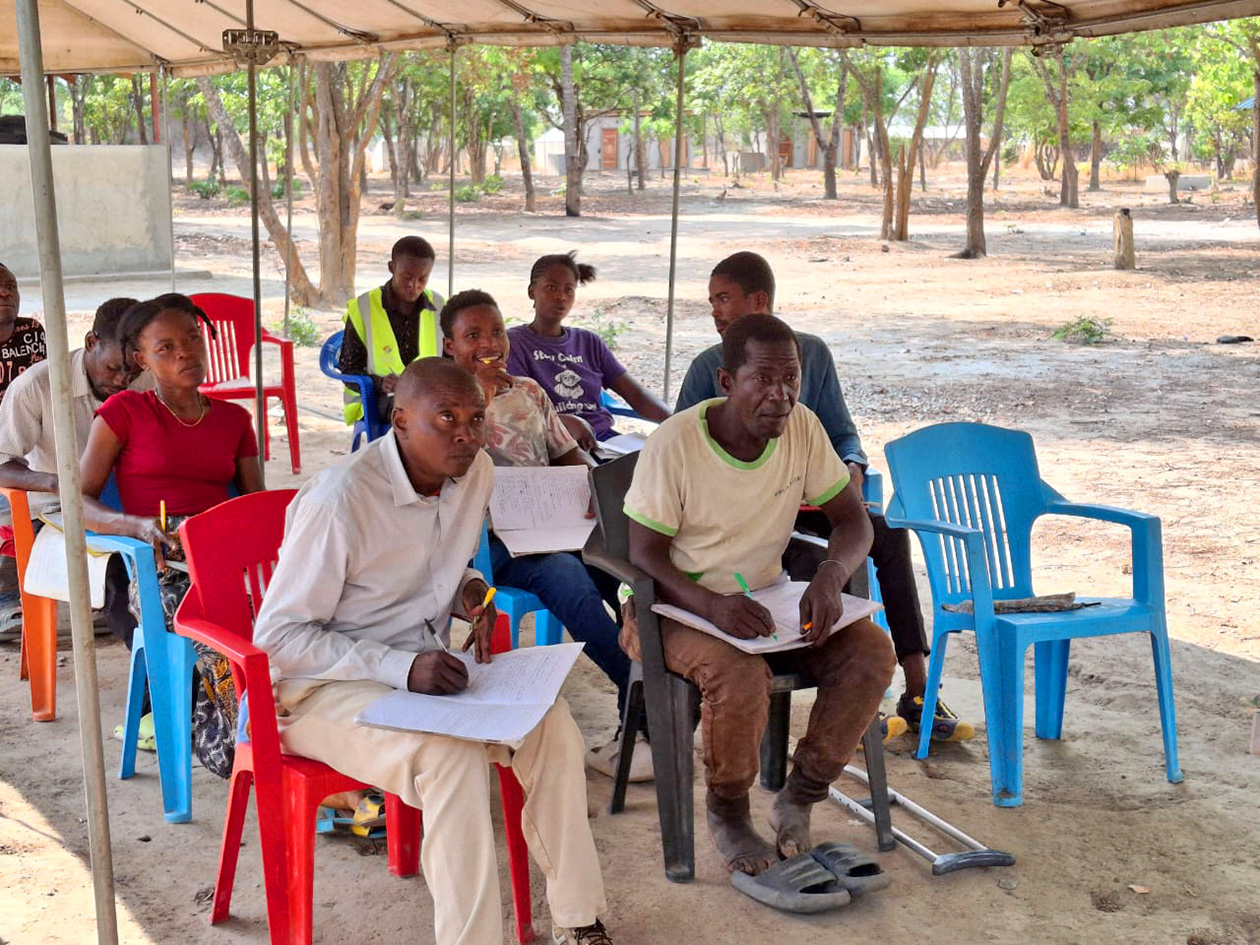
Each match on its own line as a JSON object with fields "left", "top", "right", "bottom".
{"left": 179, "top": 489, "right": 299, "bottom": 643}
{"left": 189, "top": 293, "right": 258, "bottom": 384}
{"left": 886, "top": 422, "right": 1043, "bottom": 603}
{"left": 591, "top": 453, "right": 639, "bottom": 559}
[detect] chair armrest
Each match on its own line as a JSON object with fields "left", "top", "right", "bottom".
{"left": 883, "top": 516, "right": 998, "bottom": 620}
{"left": 600, "top": 390, "right": 641, "bottom": 420}
{"left": 174, "top": 611, "right": 268, "bottom": 666}
{"left": 83, "top": 532, "right": 156, "bottom": 582}
{"left": 1043, "top": 499, "right": 1157, "bottom": 530}
{"left": 1043, "top": 499, "right": 1163, "bottom": 603}
{"left": 582, "top": 547, "right": 644, "bottom": 586}
{"left": 789, "top": 530, "right": 828, "bottom": 550}
{"left": 882, "top": 515, "right": 982, "bottom": 542}
{"left": 261, "top": 331, "right": 297, "bottom": 387}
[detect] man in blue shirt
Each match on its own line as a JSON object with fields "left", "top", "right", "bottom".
{"left": 674, "top": 251, "right": 973, "bottom": 745}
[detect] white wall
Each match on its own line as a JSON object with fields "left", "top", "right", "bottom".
{"left": 1, "top": 145, "right": 173, "bottom": 278}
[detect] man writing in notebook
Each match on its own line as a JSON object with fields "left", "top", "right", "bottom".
{"left": 625, "top": 314, "right": 896, "bottom": 875}
{"left": 675, "top": 251, "right": 974, "bottom": 744}
{"left": 253, "top": 358, "right": 614, "bottom": 945}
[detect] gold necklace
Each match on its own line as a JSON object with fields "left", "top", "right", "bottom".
{"left": 155, "top": 391, "right": 208, "bottom": 428}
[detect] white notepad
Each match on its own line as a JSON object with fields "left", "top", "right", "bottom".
{"left": 651, "top": 578, "right": 884, "bottom": 655}
{"left": 489, "top": 465, "right": 596, "bottom": 557}
{"left": 596, "top": 432, "right": 646, "bottom": 459}
{"left": 355, "top": 642, "right": 585, "bottom": 745}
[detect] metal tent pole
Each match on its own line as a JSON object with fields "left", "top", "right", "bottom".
{"left": 14, "top": 3, "right": 119, "bottom": 942}
{"left": 662, "top": 41, "right": 689, "bottom": 402}
{"left": 448, "top": 43, "right": 457, "bottom": 299}
{"left": 162, "top": 64, "right": 176, "bottom": 292}
{"left": 284, "top": 63, "right": 295, "bottom": 336}
{"left": 245, "top": 0, "right": 266, "bottom": 485}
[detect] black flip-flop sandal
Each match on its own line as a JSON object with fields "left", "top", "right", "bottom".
{"left": 730, "top": 853, "right": 853, "bottom": 913}
{"left": 810, "top": 841, "right": 890, "bottom": 896}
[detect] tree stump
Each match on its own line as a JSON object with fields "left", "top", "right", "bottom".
{"left": 1113, "top": 208, "right": 1135, "bottom": 270}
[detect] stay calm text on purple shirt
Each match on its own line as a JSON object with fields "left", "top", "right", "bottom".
{"left": 506, "top": 325, "right": 627, "bottom": 439}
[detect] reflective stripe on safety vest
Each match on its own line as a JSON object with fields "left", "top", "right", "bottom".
{"left": 342, "top": 286, "right": 444, "bottom": 424}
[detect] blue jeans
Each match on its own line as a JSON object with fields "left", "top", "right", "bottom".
{"left": 489, "top": 535, "right": 630, "bottom": 712}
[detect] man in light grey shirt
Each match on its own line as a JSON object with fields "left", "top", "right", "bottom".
{"left": 253, "top": 358, "right": 614, "bottom": 945}
{"left": 0, "top": 296, "right": 140, "bottom": 515}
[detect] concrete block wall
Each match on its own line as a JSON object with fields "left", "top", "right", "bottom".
{"left": 1, "top": 145, "right": 173, "bottom": 278}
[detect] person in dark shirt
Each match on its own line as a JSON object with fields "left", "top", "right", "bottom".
{"left": 0, "top": 263, "right": 47, "bottom": 404}
{"left": 338, "top": 237, "right": 446, "bottom": 428}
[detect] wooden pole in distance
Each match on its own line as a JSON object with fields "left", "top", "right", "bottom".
{"left": 1113, "top": 208, "right": 1135, "bottom": 270}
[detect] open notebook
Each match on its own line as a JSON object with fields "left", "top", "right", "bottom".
{"left": 356, "top": 642, "right": 585, "bottom": 745}
{"left": 651, "top": 578, "right": 883, "bottom": 655}
{"left": 489, "top": 465, "right": 596, "bottom": 557}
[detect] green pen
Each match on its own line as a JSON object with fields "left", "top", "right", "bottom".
{"left": 734, "top": 572, "right": 778, "bottom": 641}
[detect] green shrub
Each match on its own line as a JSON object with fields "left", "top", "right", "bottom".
{"left": 581, "top": 305, "right": 628, "bottom": 350}
{"left": 482, "top": 174, "right": 505, "bottom": 193}
{"left": 273, "top": 308, "right": 321, "bottom": 347}
{"left": 1052, "top": 316, "right": 1111, "bottom": 345}
{"left": 225, "top": 186, "right": 251, "bottom": 206}
{"left": 189, "top": 178, "right": 221, "bottom": 200}
{"left": 455, "top": 184, "right": 482, "bottom": 203}
{"left": 270, "top": 179, "right": 302, "bottom": 199}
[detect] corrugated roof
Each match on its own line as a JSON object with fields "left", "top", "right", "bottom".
{"left": 3, "top": 0, "right": 1259, "bottom": 76}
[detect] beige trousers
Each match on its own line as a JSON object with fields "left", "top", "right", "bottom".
{"left": 276, "top": 680, "right": 607, "bottom": 945}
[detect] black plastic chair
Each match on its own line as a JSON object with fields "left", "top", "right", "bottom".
{"left": 584, "top": 453, "right": 894, "bottom": 883}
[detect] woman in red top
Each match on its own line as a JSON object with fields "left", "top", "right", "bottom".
{"left": 80, "top": 293, "right": 262, "bottom": 777}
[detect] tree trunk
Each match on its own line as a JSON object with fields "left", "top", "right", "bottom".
{"left": 633, "top": 90, "right": 645, "bottom": 190}
{"left": 956, "top": 47, "right": 1012, "bottom": 260}
{"left": 131, "top": 75, "right": 148, "bottom": 145}
{"left": 788, "top": 48, "right": 845, "bottom": 200}
{"left": 1252, "top": 61, "right": 1260, "bottom": 231}
{"left": 209, "top": 122, "right": 224, "bottom": 182}
{"left": 1089, "top": 119, "right": 1102, "bottom": 191}
{"left": 918, "top": 145, "right": 927, "bottom": 192}
{"left": 1034, "top": 50, "right": 1078, "bottom": 208}
{"left": 197, "top": 77, "right": 319, "bottom": 305}
{"left": 1165, "top": 169, "right": 1181, "bottom": 204}
{"left": 861, "top": 98, "right": 878, "bottom": 187}
{"left": 561, "top": 46, "right": 582, "bottom": 217}
{"left": 510, "top": 101, "right": 536, "bottom": 213}
{"left": 892, "top": 58, "right": 938, "bottom": 241}
{"left": 182, "top": 107, "right": 195, "bottom": 183}
{"left": 70, "top": 76, "right": 89, "bottom": 144}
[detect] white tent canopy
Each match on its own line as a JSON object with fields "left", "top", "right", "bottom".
{"left": 4, "top": 0, "right": 1260, "bottom": 75}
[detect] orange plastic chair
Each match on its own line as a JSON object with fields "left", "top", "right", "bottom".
{"left": 175, "top": 490, "right": 535, "bottom": 945}
{"left": 189, "top": 293, "right": 301, "bottom": 475}
{"left": 2, "top": 487, "right": 60, "bottom": 722}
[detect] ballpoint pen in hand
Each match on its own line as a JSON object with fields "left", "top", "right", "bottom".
{"left": 424, "top": 618, "right": 451, "bottom": 654}
{"left": 734, "top": 571, "right": 778, "bottom": 641}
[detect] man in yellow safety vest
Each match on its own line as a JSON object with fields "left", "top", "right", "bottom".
{"left": 339, "top": 235, "right": 446, "bottom": 427}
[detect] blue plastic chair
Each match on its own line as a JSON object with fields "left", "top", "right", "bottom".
{"left": 473, "top": 521, "right": 563, "bottom": 648}
{"left": 90, "top": 532, "right": 197, "bottom": 824}
{"left": 859, "top": 469, "right": 891, "bottom": 635}
{"left": 319, "top": 330, "right": 384, "bottom": 451}
{"left": 883, "top": 421, "right": 1181, "bottom": 807}
{"left": 600, "top": 389, "right": 640, "bottom": 421}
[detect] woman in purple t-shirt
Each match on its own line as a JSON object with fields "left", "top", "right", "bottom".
{"left": 506, "top": 251, "right": 670, "bottom": 450}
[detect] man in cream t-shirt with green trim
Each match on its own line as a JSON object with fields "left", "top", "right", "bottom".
{"left": 624, "top": 313, "right": 896, "bottom": 877}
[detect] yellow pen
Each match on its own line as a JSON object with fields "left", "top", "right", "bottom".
{"left": 159, "top": 499, "right": 166, "bottom": 533}
{"left": 470, "top": 586, "right": 497, "bottom": 634}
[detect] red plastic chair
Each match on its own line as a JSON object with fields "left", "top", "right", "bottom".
{"left": 174, "top": 490, "right": 534, "bottom": 945}
{"left": 2, "top": 487, "right": 59, "bottom": 721}
{"left": 189, "top": 293, "right": 301, "bottom": 475}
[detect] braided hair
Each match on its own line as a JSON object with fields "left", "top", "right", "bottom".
{"left": 117, "top": 293, "right": 217, "bottom": 360}
{"left": 528, "top": 250, "right": 596, "bottom": 287}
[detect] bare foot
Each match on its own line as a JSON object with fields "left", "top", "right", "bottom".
{"left": 707, "top": 808, "right": 777, "bottom": 875}
{"left": 769, "top": 790, "right": 814, "bottom": 859}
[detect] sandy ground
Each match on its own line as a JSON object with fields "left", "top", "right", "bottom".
{"left": 2, "top": 166, "right": 1259, "bottom": 945}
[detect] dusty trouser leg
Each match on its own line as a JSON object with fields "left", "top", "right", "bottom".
{"left": 769, "top": 618, "right": 896, "bottom": 855}
{"left": 276, "top": 679, "right": 504, "bottom": 945}
{"left": 507, "top": 698, "right": 607, "bottom": 928}
{"left": 662, "top": 619, "right": 777, "bottom": 873}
